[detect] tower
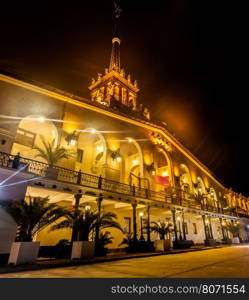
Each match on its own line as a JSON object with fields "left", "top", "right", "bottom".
{"left": 88, "top": 1, "right": 150, "bottom": 119}
{"left": 88, "top": 35, "right": 139, "bottom": 110}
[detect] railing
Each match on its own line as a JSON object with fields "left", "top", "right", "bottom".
{"left": 0, "top": 151, "right": 248, "bottom": 218}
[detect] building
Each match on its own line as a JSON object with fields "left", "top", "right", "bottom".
{"left": 0, "top": 30, "right": 249, "bottom": 255}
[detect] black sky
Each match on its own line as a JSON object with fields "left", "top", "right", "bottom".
{"left": 0, "top": 1, "right": 247, "bottom": 195}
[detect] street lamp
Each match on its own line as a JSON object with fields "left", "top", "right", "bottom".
{"left": 139, "top": 212, "right": 144, "bottom": 241}
{"left": 85, "top": 205, "right": 91, "bottom": 211}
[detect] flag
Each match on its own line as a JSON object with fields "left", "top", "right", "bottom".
{"left": 156, "top": 175, "right": 170, "bottom": 186}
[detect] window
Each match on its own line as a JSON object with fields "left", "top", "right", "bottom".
{"left": 124, "top": 217, "right": 131, "bottom": 234}
{"left": 183, "top": 222, "right": 188, "bottom": 234}
{"left": 15, "top": 129, "right": 35, "bottom": 148}
{"left": 77, "top": 149, "right": 84, "bottom": 163}
{"left": 193, "top": 223, "right": 198, "bottom": 234}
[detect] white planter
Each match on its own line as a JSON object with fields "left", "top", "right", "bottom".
{"left": 71, "top": 241, "right": 95, "bottom": 259}
{"left": 8, "top": 242, "right": 40, "bottom": 265}
{"left": 154, "top": 239, "right": 171, "bottom": 252}
{"left": 231, "top": 237, "right": 240, "bottom": 244}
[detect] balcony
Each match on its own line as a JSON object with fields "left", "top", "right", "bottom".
{"left": 0, "top": 151, "right": 247, "bottom": 218}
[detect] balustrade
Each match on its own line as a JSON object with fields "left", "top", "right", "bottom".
{"left": 0, "top": 150, "right": 248, "bottom": 217}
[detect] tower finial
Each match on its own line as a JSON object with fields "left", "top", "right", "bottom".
{"left": 109, "top": 1, "right": 122, "bottom": 72}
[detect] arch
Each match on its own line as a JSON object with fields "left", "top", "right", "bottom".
{"left": 196, "top": 176, "right": 206, "bottom": 195}
{"left": 179, "top": 164, "right": 194, "bottom": 193}
{"left": 76, "top": 128, "right": 107, "bottom": 176}
{"left": 11, "top": 114, "right": 58, "bottom": 161}
{"left": 125, "top": 137, "right": 144, "bottom": 177}
{"left": 149, "top": 147, "right": 173, "bottom": 191}
{"left": 208, "top": 187, "right": 218, "bottom": 208}
{"left": 115, "top": 137, "right": 144, "bottom": 186}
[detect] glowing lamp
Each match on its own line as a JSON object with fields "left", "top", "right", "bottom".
{"left": 85, "top": 205, "right": 91, "bottom": 211}
{"left": 97, "top": 145, "right": 104, "bottom": 152}
{"left": 70, "top": 139, "right": 76, "bottom": 146}
{"left": 177, "top": 216, "right": 181, "bottom": 221}
{"left": 139, "top": 212, "right": 144, "bottom": 217}
{"left": 128, "top": 138, "right": 133, "bottom": 143}
{"left": 132, "top": 159, "right": 138, "bottom": 165}
{"left": 116, "top": 156, "right": 122, "bottom": 163}
{"left": 38, "top": 116, "right": 45, "bottom": 123}
{"left": 91, "top": 129, "right": 96, "bottom": 134}
{"left": 205, "top": 220, "right": 209, "bottom": 224}
{"left": 152, "top": 170, "right": 156, "bottom": 176}
{"left": 162, "top": 171, "right": 168, "bottom": 177}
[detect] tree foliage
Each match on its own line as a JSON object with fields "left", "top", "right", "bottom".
{"left": 6, "top": 196, "right": 66, "bottom": 242}
{"left": 34, "top": 135, "right": 74, "bottom": 167}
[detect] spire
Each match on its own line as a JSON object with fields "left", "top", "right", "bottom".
{"left": 109, "top": 36, "right": 121, "bottom": 72}
{"left": 109, "top": 1, "right": 122, "bottom": 72}
{"left": 89, "top": 0, "right": 150, "bottom": 120}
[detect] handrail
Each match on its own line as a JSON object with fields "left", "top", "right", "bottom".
{"left": 0, "top": 151, "right": 247, "bottom": 218}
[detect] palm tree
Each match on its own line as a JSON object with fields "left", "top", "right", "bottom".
{"left": 34, "top": 135, "right": 73, "bottom": 167}
{"left": 190, "top": 192, "right": 206, "bottom": 209}
{"left": 150, "top": 221, "right": 173, "bottom": 240}
{"left": 224, "top": 205, "right": 237, "bottom": 215}
{"left": 6, "top": 196, "right": 66, "bottom": 242}
{"left": 226, "top": 223, "right": 239, "bottom": 238}
{"left": 98, "top": 231, "right": 114, "bottom": 247}
{"left": 51, "top": 208, "right": 123, "bottom": 242}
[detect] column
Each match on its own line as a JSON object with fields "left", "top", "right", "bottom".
{"left": 71, "top": 190, "right": 83, "bottom": 242}
{"left": 132, "top": 202, "right": 138, "bottom": 241}
{"left": 171, "top": 209, "right": 178, "bottom": 241}
{"left": 209, "top": 216, "right": 214, "bottom": 239}
{"left": 219, "top": 218, "right": 226, "bottom": 240}
{"left": 181, "top": 210, "right": 186, "bottom": 240}
{"left": 95, "top": 194, "right": 103, "bottom": 243}
{"left": 202, "top": 215, "right": 208, "bottom": 241}
{"left": 147, "top": 205, "right": 151, "bottom": 242}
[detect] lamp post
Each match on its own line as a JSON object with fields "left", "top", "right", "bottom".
{"left": 177, "top": 216, "right": 182, "bottom": 240}
{"left": 139, "top": 212, "right": 144, "bottom": 241}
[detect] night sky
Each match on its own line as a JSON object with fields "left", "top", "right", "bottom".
{"left": 0, "top": 1, "right": 247, "bottom": 195}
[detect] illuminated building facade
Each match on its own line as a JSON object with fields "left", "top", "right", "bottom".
{"left": 0, "top": 31, "right": 249, "bottom": 255}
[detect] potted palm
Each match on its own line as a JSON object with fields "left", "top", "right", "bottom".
{"left": 34, "top": 135, "right": 73, "bottom": 179}
{"left": 119, "top": 233, "right": 154, "bottom": 253}
{"left": 6, "top": 196, "right": 65, "bottom": 265}
{"left": 51, "top": 208, "right": 122, "bottom": 259}
{"left": 226, "top": 223, "right": 240, "bottom": 244}
{"left": 95, "top": 231, "right": 114, "bottom": 256}
{"left": 150, "top": 221, "right": 173, "bottom": 251}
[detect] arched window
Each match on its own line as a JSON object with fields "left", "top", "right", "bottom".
{"left": 76, "top": 128, "right": 107, "bottom": 176}
{"left": 12, "top": 114, "right": 58, "bottom": 161}
{"left": 208, "top": 187, "right": 218, "bottom": 208}
{"left": 119, "top": 137, "right": 144, "bottom": 186}
{"left": 179, "top": 164, "right": 194, "bottom": 194}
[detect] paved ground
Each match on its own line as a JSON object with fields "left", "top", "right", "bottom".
{"left": 1, "top": 245, "right": 249, "bottom": 278}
